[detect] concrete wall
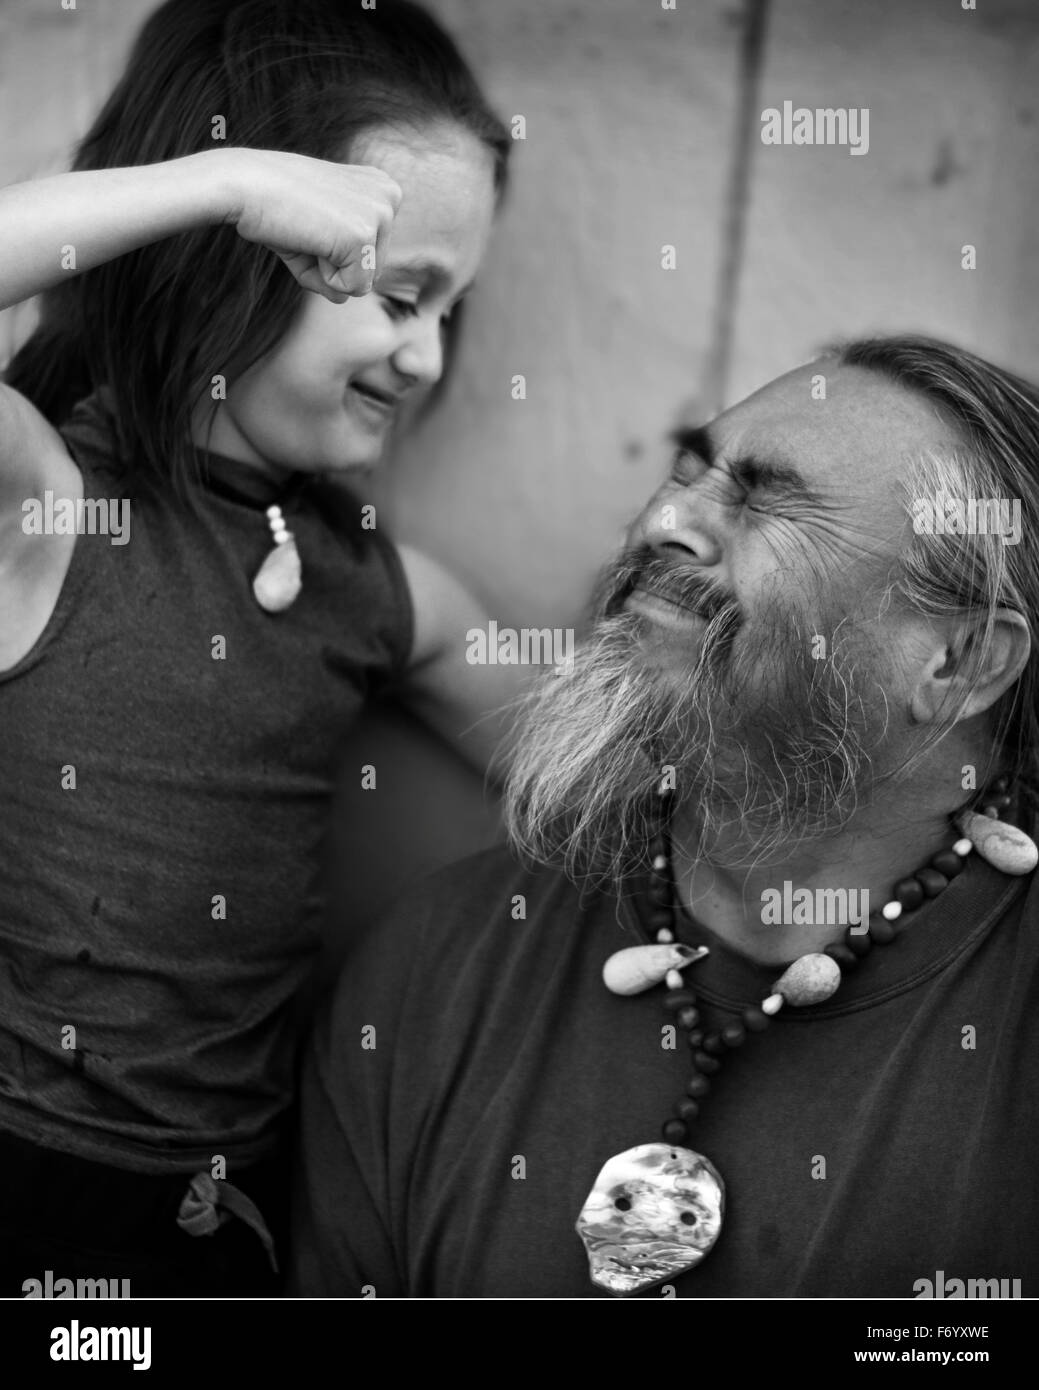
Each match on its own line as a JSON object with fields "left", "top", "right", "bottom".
{"left": 3, "top": 0, "right": 1038, "bottom": 956}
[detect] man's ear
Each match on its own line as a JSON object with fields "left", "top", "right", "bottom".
{"left": 910, "top": 609, "right": 1031, "bottom": 726}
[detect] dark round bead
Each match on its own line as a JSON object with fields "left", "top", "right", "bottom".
{"left": 991, "top": 776, "right": 1009, "bottom": 793}
{"left": 930, "top": 850, "right": 963, "bottom": 879}
{"left": 702, "top": 1033, "right": 726, "bottom": 1055}
{"left": 649, "top": 908, "right": 673, "bottom": 932}
{"left": 846, "top": 930, "right": 872, "bottom": 958}
{"left": 894, "top": 877, "right": 925, "bottom": 911}
{"left": 986, "top": 793, "right": 1012, "bottom": 811}
{"left": 677, "top": 1006, "right": 700, "bottom": 1030}
{"left": 824, "top": 942, "right": 858, "bottom": 970}
{"left": 649, "top": 878, "right": 673, "bottom": 907}
{"left": 662, "top": 1118, "right": 688, "bottom": 1145}
{"left": 916, "top": 867, "right": 948, "bottom": 898}
{"left": 676, "top": 1098, "right": 701, "bottom": 1122}
{"left": 686, "top": 1074, "right": 711, "bottom": 1098}
{"left": 721, "top": 1023, "right": 746, "bottom": 1048}
{"left": 685, "top": 1030, "right": 705, "bottom": 1049}
{"left": 692, "top": 1050, "right": 721, "bottom": 1074}
{"left": 664, "top": 989, "right": 698, "bottom": 1013}
{"left": 742, "top": 1007, "right": 770, "bottom": 1032}
{"left": 649, "top": 837, "right": 668, "bottom": 860}
{"left": 868, "top": 916, "right": 896, "bottom": 945}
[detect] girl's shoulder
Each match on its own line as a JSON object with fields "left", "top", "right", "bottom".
{"left": 0, "top": 383, "right": 82, "bottom": 672}
{"left": 0, "top": 383, "right": 81, "bottom": 504}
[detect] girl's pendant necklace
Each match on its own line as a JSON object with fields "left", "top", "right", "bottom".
{"left": 252, "top": 502, "right": 302, "bottom": 613}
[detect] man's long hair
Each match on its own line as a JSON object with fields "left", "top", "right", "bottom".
{"left": 839, "top": 335, "right": 1039, "bottom": 816}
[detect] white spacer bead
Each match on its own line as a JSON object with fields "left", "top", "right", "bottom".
{"left": 656, "top": 928, "right": 674, "bottom": 943}
{"left": 761, "top": 992, "right": 784, "bottom": 1016}
{"left": 266, "top": 504, "right": 283, "bottom": 521}
{"left": 953, "top": 838, "right": 973, "bottom": 857}
{"left": 665, "top": 968, "right": 684, "bottom": 991}
{"left": 652, "top": 855, "right": 668, "bottom": 872}
{"left": 881, "top": 900, "right": 902, "bottom": 922}
{"left": 273, "top": 529, "right": 291, "bottom": 545}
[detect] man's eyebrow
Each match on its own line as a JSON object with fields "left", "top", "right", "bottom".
{"left": 667, "top": 424, "right": 827, "bottom": 504}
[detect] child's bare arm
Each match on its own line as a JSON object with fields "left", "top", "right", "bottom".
{"left": 396, "top": 545, "right": 544, "bottom": 780}
{"left": 0, "top": 149, "right": 401, "bottom": 312}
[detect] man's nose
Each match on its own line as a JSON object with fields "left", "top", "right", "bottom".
{"left": 628, "top": 484, "right": 725, "bottom": 568}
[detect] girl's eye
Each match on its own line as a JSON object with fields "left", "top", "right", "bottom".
{"left": 381, "top": 296, "right": 418, "bottom": 321}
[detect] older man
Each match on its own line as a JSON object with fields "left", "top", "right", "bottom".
{"left": 289, "top": 336, "right": 1039, "bottom": 1299}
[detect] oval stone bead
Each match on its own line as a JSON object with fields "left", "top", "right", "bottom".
{"left": 692, "top": 1051, "right": 721, "bottom": 1074}
{"left": 957, "top": 810, "right": 1039, "bottom": 876}
{"left": 686, "top": 1074, "right": 711, "bottom": 1098}
{"left": 773, "top": 953, "right": 842, "bottom": 1006}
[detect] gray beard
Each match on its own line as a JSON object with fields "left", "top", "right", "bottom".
{"left": 502, "top": 589, "right": 894, "bottom": 888}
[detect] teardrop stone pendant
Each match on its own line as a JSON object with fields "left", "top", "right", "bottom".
{"left": 956, "top": 810, "right": 1039, "bottom": 876}
{"left": 253, "top": 534, "right": 302, "bottom": 613}
{"left": 576, "top": 1143, "right": 725, "bottom": 1295}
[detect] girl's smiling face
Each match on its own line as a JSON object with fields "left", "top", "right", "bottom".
{"left": 199, "top": 123, "right": 497, "bottom": 476}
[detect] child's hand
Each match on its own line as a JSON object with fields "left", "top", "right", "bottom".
{"left": 222, "top": 149, "right": 403, "bottom": 302}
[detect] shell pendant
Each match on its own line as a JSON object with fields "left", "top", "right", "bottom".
{"left": 576, "top": 1143, "right": 725, "bottom": 1296}
{"left": 253, "top": 532, "right": 302, "bottom": 613}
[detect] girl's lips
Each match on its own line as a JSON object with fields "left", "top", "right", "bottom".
{"left": 351, "top": 381, "right": 399, "bottom": 408}
{"left": 348, "top": 382, "right": 399, "bottom": 422}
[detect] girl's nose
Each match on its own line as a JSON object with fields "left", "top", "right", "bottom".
{"left": 392, "top": 317, "right": 444, "bottom": 387}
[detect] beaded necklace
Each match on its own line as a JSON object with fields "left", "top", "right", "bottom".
{"left": 575, "top": 777, "right": 1038, "bottom": 1296}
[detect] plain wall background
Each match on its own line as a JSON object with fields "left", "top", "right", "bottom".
{"left": 2, "top": 0, "right": 1038, "bottom": 959}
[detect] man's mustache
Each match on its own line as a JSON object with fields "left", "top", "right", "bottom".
{"left": 601, "top": 546, "right": 739, "bottom": 625}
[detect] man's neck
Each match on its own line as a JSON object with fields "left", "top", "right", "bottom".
{"left": 669, "top": 781, "right": 967, "bottom": 967}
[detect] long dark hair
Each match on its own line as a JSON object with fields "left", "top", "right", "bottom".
{"left": 4, "top": 0, "right": 510, "bottom": 490}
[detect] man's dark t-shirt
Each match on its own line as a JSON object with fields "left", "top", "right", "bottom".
{"left": 291, "top": 837, "right": 1039, "bottom": 1298}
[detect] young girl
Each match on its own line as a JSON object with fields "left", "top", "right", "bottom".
{"left": 0, "top": 0, "right": 516, "bottom": 1296}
